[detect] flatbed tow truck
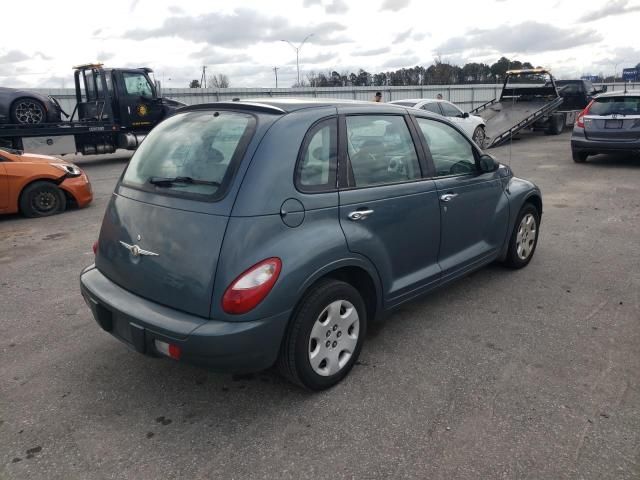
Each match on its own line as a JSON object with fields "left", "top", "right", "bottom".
{"left": 0, "top": 63, "right": 183, "bottom": 155}
{"left": 471, "top": 68, "right": 581, "bottom": 148}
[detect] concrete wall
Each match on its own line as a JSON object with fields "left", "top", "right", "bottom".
{"left": 32, "top": 83, "right": 637, "bottom": 119}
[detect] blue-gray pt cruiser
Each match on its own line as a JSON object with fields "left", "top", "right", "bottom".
{"left": 80, "top": 99, "right": 542, "bottom": 390}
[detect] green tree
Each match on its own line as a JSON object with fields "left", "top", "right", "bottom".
{"left": 189, "top": 79, "right": 201, "bottom": 88}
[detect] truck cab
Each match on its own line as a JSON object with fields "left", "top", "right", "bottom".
{"left": 74, "top": 64, "right": 166, "bottom": 130}
{"left": 555, "top": 80, "right": 606, "bottom": 110}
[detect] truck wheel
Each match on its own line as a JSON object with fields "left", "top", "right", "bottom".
{"left": 472, "top": 126, "right": 487, "bottom": 148}
{"left": 19, "top": 181, "right": 66, "bottom": 218}
{"left": 545, "top": 113, "right": 564, "bottom": 135}
{"left": 278, "top": 279, "right": 367, "bottom": 390}
{"left": 572, "top": 150, "right": 588, "bottom": 163}
{"left": 11, "top": 98, "right": 46, "bottom": 125}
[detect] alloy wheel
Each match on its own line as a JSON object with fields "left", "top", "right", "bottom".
{"left": 516, "top": 213, "right": 537, "bottom": 260}
{"left": 15, "top": 100, "right": 45, "bottom": 124}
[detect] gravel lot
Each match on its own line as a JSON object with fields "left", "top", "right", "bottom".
{"left": 1, "top": 130, "right": 639, "bottom": 480}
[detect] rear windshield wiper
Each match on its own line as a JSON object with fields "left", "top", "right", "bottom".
{"left": 148, "top": 176, "right": 221, "bottom": 187}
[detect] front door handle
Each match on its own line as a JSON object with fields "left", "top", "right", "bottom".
{"left": 440, "top": 193, "right": 459, "bottom": 202}
{"left": 348, "top": 209, "right": 374, "bottom": 221}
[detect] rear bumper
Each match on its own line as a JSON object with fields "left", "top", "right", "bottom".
{"left": 571, "top": 137, "right": 640, "bottom": 154}
{"left": 80, "top": 265, "right": 291, "bottom": 373}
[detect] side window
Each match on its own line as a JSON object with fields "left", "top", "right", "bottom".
{"left": 416, "top": 118, "right": 477, "bottom": 177}
{"left": 104, "top": 73, "right": 114, "bottom": 96}
{"left": 439, "top": 102, "right": 463, "bottom": 117}
{"left": 296, "top": 118, "right": 337, "bottom": 192}
{"left": 346, "top": 115, "right": 420, "bottom": 187}
{"left": 421, "top": 103, "right": 441, "bottom": 115}
{"left": 123, "top": 72, "right": 154, "bottom": 97}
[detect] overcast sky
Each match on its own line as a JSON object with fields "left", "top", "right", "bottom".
{"left": 1, "top": 0, "right": 639, "bottom": 89}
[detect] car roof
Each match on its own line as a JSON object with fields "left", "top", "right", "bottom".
{"left": 596, "top": 90, "right": 640, "bottom": 98}
{"left": 178, "top": 98, "right": 409, "bottom": 115}
{"left": 389, "top": 98, "right": 444, "bottom": 104}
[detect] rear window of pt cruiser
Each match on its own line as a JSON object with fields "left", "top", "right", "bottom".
{"left": 122, "top": 110, "right": 256, "bottom": 200}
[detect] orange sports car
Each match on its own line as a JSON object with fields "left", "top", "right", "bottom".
{"left": 0, "top": 147, "right": 92, "bottom": 217}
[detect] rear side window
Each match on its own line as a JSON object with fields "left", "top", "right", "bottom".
{"left": 346, "top": 115, "right": 420, "bottom": 187}
{"left": 590, "top": 96, "right": 640, "bottom": 115}
{"left": 122, "top": 111, "right": 255, "bottom": 199}
{"left": 296, "top": 118, "right": 337, "bottom": 192}
{"left": 421, "top": 103, "right": 441, "bottom": 115}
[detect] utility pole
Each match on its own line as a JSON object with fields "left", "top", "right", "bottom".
{"left": 273, "top": 67, "right": 280, "bottom": 88}
{"left": 200, "top": 66, "right": 207, "bottom": 88}
{"left": 280, "top": 33, "right": 314, "bottom": 87}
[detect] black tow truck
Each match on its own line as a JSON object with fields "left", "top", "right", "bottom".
{"left": 471, "top": 68, "right": 575, "bottom": 148}
{"left": 0, "top": 63, "right": 184, "bottom": 155}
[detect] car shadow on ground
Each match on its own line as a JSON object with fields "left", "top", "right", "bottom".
{"left": 582, "top": 153, "right": 640, "bottom": 168}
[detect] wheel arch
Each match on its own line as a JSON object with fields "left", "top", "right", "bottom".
{"left": 295, "top": 258, "right": 383, "bottom": 325}
{"left": 524, "top": 192, "right": 543, "bottom": 216}
{"left": 17, "top": 177, "right": 64, "bottom": 214}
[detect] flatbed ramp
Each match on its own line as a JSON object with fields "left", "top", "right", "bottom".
{"left": 472, "top": 97, "right": 563, "bottom": 148}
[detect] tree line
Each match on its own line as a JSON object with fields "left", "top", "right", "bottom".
{"left": 186, "top": 58, "right": 640, "bottom": 88}
{"left": 305, "top": 57, "right": 538, "bottom": 87}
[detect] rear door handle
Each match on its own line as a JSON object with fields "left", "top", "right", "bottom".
{"left": 348, "top": 209, "right": 374, "bottom": 221}
{"left": 440, "top": 193, "right": 458, "bottom": 202}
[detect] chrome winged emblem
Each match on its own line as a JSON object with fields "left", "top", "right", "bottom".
{"left": 119, "top": 241, "right": 159, "bottom": 257}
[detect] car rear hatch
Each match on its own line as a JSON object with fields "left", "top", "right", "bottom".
{"left": 95, "top": 109, "right": 263, "bottom": 318}
{"left": 584, "top": 95, "right": 640, "bottom": 142}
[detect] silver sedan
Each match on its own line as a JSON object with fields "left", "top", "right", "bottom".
{"left": 389, "top": 98, "right": 487, "bottom": 146}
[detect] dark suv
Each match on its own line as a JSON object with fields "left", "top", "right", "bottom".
{"left": 571, "top": 91, "right": 640, "bottom": 162}
{"left": 80, "top": 99, "right": 543, "bottom": 390}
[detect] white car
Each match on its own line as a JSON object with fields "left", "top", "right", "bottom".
{"left": 389, "top": 98, "right": 486, "bottom": 146}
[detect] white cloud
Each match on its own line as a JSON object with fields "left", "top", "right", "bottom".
{"left": 380, "top": 0, "right": 411, "bottom": 12}
{"left": 0, "top": 0, "right": 637, "bottom": 88}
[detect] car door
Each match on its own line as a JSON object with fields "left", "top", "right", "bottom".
{"left": 337, "top": 110, "right": 441, "bottom": 306}
{"left": 114, "top": 70, "right": 164, "bottom": 130}
{"left": 413, "top": 116, "right": 509, "bottom": 281}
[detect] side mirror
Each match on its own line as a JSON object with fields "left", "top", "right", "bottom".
{"left": 462, "top": 112, "right": 469, "bottom": 118}
{"left": 479, "top": 154, "right": 499, "bottom": 173}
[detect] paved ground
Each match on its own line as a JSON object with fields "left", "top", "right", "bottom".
{"left": 1, "top": 130, "right": 639, "bottom": 480}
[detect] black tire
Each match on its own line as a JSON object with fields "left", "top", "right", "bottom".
{"left": 472, "top": 126, "right": 487, "bottom": 148}
{"left": 278, "top": 279, "right": 367, "bottom": 390}
{"left": 572, "top": 150, "right": 588, "bottom": 163}
{"left": 19, "top": 181, "right": 66, "bottom": 218}
{"left": 504, "top": 203, "right": 540, "bottom": 269}
{"left": 545, "top": 113, "right": 564, "bottom": 135}
{"left": 10, "top": 97, "right": 47, "bottom": 125}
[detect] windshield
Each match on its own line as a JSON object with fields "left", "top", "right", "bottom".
{"left": 589, "top": 96, "right": 640, "bottom": 116}
{"left": 122, "top": 110, "right": 255, "bottom": 198}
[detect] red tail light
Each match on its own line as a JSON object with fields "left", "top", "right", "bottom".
{"left": 92, "top": 240, "right": 98, "bottom": 255}
{"left": 576, "top": 99, "right": 594, "bottom": 128}
{"left": 222, "top": 258, "right": 282, "bottom": 314}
